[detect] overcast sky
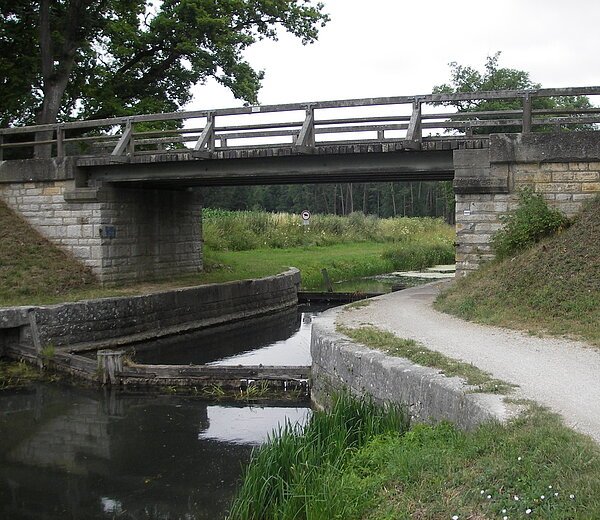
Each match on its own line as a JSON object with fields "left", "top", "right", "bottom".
{"left": 188, "top": 0, "right": 600, "bottom": 111}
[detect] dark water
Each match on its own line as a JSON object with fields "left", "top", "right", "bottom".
{"left": 0, "top": 384, "right": 310, "bottom": 519}
{"left": 134, "top": 304, "right": 332, "bottom": 366}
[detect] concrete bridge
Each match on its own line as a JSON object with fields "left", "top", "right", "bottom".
{"left": 1, "top": 87, "right": 600, "bottom": 283}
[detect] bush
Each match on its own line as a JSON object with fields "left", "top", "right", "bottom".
{"left": 491, "top": 188, "right": 570, "bottom": 260}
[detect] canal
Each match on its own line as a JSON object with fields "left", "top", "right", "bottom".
{"left": 0, "top": 304, "right": 329, "bottom": 519}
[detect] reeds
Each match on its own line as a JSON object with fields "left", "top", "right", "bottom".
{"left": 227, "top": 392, "right": 409, "bottom": 520}
{"left": 203, "top": 209, "right": 453, "bottom": 253}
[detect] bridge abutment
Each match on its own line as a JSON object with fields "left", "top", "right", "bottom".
{"left": 454, "top": 133, "right": 600, "bottom": 276}
{"left": 0, "top": 159, "right": 202, "bottom": 284}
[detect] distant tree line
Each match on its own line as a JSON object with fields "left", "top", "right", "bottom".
{"left": 201, "top": 181, "right": 455, "bottom": 222}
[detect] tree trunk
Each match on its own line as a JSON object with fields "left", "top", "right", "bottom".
{"left": 35, "top": 0, "right": 81, "bottom": 158}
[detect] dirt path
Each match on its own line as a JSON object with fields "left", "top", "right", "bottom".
{"left": 337, "top": 280, "right": 600, "bottom": 443}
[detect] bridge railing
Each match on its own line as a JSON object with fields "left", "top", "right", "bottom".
{"left": 1, "top": 87, "right": 599, "bottom": 160}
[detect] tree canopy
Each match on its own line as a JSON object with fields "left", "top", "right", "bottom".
{"left": 0, "top": 0, "right": 329, "bottom": 127}
{"left": 432, "top": 52, "right": 591, "bottom": 131}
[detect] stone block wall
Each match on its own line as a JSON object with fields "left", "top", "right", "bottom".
{"left": 0, "top": 164, "right": 203, "bottom": 283}
{"left": 454, "top": 133, "right": 600, "bottom": 276}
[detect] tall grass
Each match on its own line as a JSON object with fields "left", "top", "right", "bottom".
{"left": 203, "top": 209, "right": 453, "bottom": 253}
{"left": 227, "top": 393, "right": 409, "bottom": 520}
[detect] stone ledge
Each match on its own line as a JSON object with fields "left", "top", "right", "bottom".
{"left": 490, "top": 132, "right": 600, "bottom": 164}
{"left": 311, "top": 310, "right": 516, "bottom": 430}
{"left": 0, "top": 157, "right": 78, "bottom": 183}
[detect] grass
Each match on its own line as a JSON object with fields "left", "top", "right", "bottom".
{"left": 338, "top": 325, "right": 514, "bottom": 395}
{"left": 228, "top": 393, "right": 600, "bottom": 519}
{"left": 0, "top": 200, "right": 97, "bottom": 304}
{"left": 0, "top": 201, "right": 453, "bottom": 306}
{"left": 436, "top": 196, "right": 600, "bottom": 346}
{"left": 227, "top": 392, "right": 410, "bottom": 520}
{"left": 205, "top": 242, "right": 397, "bottom": 290}
{"left": 0, "top": 360, "right": 49, "bottom": 389}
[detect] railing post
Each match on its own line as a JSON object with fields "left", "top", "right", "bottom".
{"left": 193, "top": 112, "right": 215, "bottom": 158}
{"left": 406, "top": 98, "right": 422, "bottom": 141}
{"left": 294, "top": 105, "right": 315, "bottom": 153}
{"left": 111, "top": 118, "right": 133, "bottom": 158}
{"left": 128, "top": 120, "right": 135, "bottom": 156}
{"left": 465, "top": 120, "right": 473, "bottom": 138}
{"left": 522, "top": 93, "right": 532, "bottom": 133}
{"left": 56, "top": 124, "right": 65, "bottom": 158}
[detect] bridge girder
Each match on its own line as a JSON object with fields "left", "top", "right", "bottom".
{"left": 83, "top": 149, "right": 455, "bottom": 188}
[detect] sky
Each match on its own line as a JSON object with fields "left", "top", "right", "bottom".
{"left": 187, "top": 0, "right": 600, "bottom": 111}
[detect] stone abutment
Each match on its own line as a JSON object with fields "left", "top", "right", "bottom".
{"left": 454, "top": 132, "right": 600, "bottom": 276}
{"left": 0, "top": 158, "right": 202, "bottom": 284}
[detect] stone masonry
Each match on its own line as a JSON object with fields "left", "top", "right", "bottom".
{"left": 0, "top": 159, "right": 202, "bottom": 284}
{"left": 454, "top": 132, "right": 600, "bottom": 276}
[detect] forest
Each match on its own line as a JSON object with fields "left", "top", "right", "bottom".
{"left": 201, "top": 180, "right": 455, "bottom": 222}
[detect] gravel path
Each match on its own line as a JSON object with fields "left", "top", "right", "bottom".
{"left": 337, "top": 280, "right": 600, "bottom": 443}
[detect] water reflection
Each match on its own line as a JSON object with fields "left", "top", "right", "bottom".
{"left": 134, "top": 304, "right": 331, "bottom": 366}
{"left": 0, "top": 384, "right": 309, "bottom": 519}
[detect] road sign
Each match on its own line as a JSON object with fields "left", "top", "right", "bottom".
{"left": 301, "top": 210, "right": 311, "bottom": 221}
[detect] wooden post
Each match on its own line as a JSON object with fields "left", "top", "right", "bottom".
{"left": 406, "top": 99, "right": 422, "bottom": 141}
{"left": 522, "top": 93, "right": 532, "bottom": 133}
{"left": 56, "top": 125, "right": 65, "bottom": 158}
{"left": 97, "top": 350, "right": 124, "bottom": 385}
{"left": 321, "top": 268, "right": 334, "bottom": 293}
{"left": 294, "top": 105, "right": 315, "bottom": 153}
{"left": 193, "top": 112, "right": 215, "bottom": 157}
{"left": 27, "top": 310, "right": 43, "bottom": 368}
{"left": 111, "top": 119, "right": 133, "bottom": 156}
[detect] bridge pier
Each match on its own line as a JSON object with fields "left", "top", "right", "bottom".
{"left": 0, "top": 159, "right": 202, "bottom": 284}
{"left": 454, "top": 133, "right": 600, "bottom": 276}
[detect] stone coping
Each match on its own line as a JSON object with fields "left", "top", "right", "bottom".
{"left": 310, "top": 308, "right": 517, "bottom": 430}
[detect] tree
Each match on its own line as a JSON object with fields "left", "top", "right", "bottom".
{"left": 0, "top": 1, "right": 329, "bottom": 129}
{"left": 432, "top": 52, "right": 592, "bottom": 133}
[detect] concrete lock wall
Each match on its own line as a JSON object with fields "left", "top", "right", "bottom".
{"left": 454, "top": 133, "right": 600, "bottom": 276}
{"left": 0, "top": 158, "right": 203, "bottom": 284}
{"left": 0, "top": 269, "right": 300, "bottom": 351}
{"left": 311, "top": 311, "right": 512, "bottom": 430}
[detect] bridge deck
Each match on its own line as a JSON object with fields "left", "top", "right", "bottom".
{"left": 1, "top": 86, "right": 598, "bottom": 187}
{"left": 79, "top": 138, "right": 487, "bottom": 186}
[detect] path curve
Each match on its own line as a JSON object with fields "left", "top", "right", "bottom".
{"left": 337, "top": 280, "right": 600, "bottom": 443}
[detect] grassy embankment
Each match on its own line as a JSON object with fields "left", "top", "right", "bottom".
{"left": 436, "top": 196, "right": 600, "bottom": 346}
{"left": 0, "top": 202, "right": 454, "bottom": 307}
{"left": 228, "top": 197, "right": 600, "bottom": 519}
{"left": 229, "top": 392, "right": 600, "bottom": 519}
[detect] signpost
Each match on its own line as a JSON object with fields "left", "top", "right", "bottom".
{"left": 301, "top": 210, "right": 311, "bottom": 226}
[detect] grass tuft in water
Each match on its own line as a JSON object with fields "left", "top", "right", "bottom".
{"left": 227, "top": 392, "right": 409, "bottom": 520}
